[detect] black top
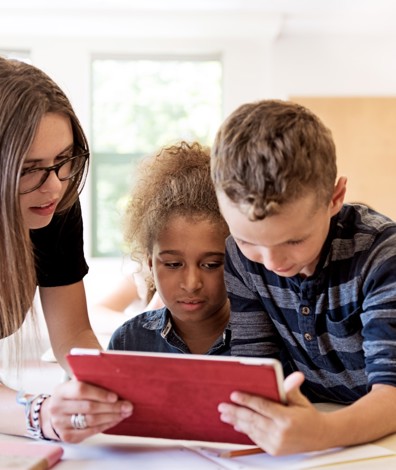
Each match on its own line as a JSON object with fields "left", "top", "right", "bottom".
{"left": 30, "top": 200, "right": 89, "bottom": 287}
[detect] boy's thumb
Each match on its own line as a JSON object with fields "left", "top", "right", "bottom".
{"left": 284, "top": 371, "right": 307, "bottom": 406}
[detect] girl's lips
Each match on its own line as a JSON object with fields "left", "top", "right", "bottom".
{"left": 178, "top": 299, "right": 203, "bottom": 304}
{"left": 177, "top": 300, "right": 205, "bottom": 312}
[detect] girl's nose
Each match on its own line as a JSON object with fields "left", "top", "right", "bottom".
{"left": 180, "top": 268, "right": 203, "bottom": 292}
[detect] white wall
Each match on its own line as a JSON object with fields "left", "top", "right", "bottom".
{"left": 1, "top": 8, "right": 396, "bottom": 304}
{"left": 272, "top": 34, "right": 396, "bottom": 96}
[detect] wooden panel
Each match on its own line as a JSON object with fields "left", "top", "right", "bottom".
{"left": 290, "top": 97, "right": 396, "bottom": 221}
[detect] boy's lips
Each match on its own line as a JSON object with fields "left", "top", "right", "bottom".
{"left": 276, "top": 267, "right": 293, "bottom": 273}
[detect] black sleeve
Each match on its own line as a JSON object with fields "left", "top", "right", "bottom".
{"left": 30, "top": 200, "right": 89, "bottom": 287}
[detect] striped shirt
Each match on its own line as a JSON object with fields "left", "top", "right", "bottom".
{"left": 225, "top": 204, "right": 396, "bottom": 404}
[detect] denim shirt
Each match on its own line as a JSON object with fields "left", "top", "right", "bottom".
{"left": 108, "top": 306, "right": 231, "bottom": 356}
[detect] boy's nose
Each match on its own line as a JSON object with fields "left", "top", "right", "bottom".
{"left": 260, "top": 247, "right": 285, "bottom": 272}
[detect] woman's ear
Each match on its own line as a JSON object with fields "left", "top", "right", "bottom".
{"left": 329, "top": 176, "right": 347, "bottom": 216}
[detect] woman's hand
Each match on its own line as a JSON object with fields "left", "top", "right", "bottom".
{"left": 218, "top": 372, "right": 329, "bottom": 455}
{"left": 40, "top": 379, "right": 133, "bottom": 443}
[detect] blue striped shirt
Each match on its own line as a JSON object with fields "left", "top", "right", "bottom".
{"left": 225, "top": 204, "right": 396, "bottom": 404}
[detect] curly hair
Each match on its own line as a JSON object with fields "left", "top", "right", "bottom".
{"left": 124, "top": 141, "right": 229, "bottom": 272}
{"left": 211, "top": 99, "right": 337, "bottom": 221}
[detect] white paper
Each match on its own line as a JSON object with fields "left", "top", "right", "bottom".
{"left": 192, "top": 444, "right": 395, "bottom": 470}
{"left": 62, "top": 442, "right": 223, "bottom": 470}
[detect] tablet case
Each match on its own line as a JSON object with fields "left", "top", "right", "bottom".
{"left": 67, "top": 349, "right": 286, "bottom": 445}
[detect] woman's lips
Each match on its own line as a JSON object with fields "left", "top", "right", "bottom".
{"left": 30, "top": 201, "right": 57, "bottom": 217}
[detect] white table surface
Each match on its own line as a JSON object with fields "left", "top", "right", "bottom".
{"left": 1, "top": 431, "right": 396, "bottom": 470}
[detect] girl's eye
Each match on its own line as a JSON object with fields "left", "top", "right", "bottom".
{"left": 164, "top": 262, "right": 182, "bottom": 269}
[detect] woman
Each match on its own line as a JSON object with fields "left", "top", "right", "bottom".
{"left": 0, "top": 56, "right": 132, "bottom": 442}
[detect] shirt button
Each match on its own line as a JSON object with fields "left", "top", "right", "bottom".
{"left": 301, "top": 306, "right": 310, "bottom": 315}
{"left": 304, "top": 333, "right": 313, "bottom": 341}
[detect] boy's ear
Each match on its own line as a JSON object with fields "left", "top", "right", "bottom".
{"left": 329, "top": 176, "right": 347, "bottom": 216}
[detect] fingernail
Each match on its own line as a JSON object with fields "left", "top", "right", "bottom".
{"left": 220, "top": 414, "right": 230, "bottom": 423}
{"left": 107, "top": 392, "right": 118, "bottom": 402}
{"left": 121, "top": 403, "right": 133, "bottom": 415}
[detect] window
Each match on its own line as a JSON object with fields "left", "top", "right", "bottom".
{"left": 91, "top": 56, "right": 223, "bottom": 257}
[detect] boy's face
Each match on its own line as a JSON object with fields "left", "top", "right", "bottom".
{"left": 217, "top": 188, "right": 343, "bottom": 278}
{"left": 148, "top": 214, "right": 229, "bottom": 327}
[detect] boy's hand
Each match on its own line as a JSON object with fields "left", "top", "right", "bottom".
{"left": 218, "top": 372, "right": 328, "bottom": 455}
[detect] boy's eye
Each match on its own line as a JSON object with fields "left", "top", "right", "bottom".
{"left": 202, "top": 262, "right": 223, "bottom": 270}
{"left": 235, "top": 238, "right": 253, "bottom": 247}
{"left": 287, "top": 239, "right": 304, "bottom": 246}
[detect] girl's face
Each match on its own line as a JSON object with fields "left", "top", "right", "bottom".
{"left": 148, "top": 214, "right": 228, "bottom": 326}
{"left": 20, "top": 112, "right": 74, "bottom": 230}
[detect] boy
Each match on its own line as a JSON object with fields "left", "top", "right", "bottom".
{"left": 211, "top": 99, "right": 396, "bottom": 455}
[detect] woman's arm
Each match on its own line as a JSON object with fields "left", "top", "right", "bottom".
{"left": 40, "top": 280, "right": 101, "bottom": 372}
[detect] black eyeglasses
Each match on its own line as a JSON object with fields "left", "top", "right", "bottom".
{"left": 19, "top": 152, "right": 89, "bottom": 194}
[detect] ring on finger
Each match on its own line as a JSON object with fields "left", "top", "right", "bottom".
{"left": 71, "top": 413, "right": 88, "bottom": 430}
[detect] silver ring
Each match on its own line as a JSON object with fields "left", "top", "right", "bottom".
{"left": 71, "top": 413, "right": 88, "bottom": 430}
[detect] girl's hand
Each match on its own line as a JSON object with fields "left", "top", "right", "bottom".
{"left": 218, "top": 372, "right": 329, "bottom": 455}
{"left": 40, "top": 379, "right": 133, "bottom": 443}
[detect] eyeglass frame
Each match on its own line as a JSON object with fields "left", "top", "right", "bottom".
{"left": 19, "top": 152, "right": 89, "bottom": 194}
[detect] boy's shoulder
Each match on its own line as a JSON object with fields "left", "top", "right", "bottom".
{"left": 338, "top": 203, "right": 396, "bottom": 235}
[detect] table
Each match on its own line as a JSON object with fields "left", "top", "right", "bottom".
{"left": 1, "top": 431, "right": 396, "bottom": 469}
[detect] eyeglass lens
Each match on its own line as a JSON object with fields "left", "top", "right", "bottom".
{"left": 20, "top": 154, "right": 87, "bottom": 194}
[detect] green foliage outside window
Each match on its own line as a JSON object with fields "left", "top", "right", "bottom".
{"left": 91, "top": 57, "right": 223, "bottom": 257}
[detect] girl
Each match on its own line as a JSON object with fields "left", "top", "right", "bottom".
{"left": 109, "top": 141, "right": 230, "bottom": 355}
{"left": 0, "top": 56, "right": 132, "bottom": 442}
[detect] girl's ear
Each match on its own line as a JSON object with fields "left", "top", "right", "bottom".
{"left": 147, "top": 256, "right": 153, "bottom": 270}
{"left": 329, "top": 176, "right": 347, "bottom": 216}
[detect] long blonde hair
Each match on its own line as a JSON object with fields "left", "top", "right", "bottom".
{"left": 0, "top": 57, "right": 89, "bottom": 346}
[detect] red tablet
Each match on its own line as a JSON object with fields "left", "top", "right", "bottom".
{"left": 67, "top": 349, "right": 286, "bottom": 445}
